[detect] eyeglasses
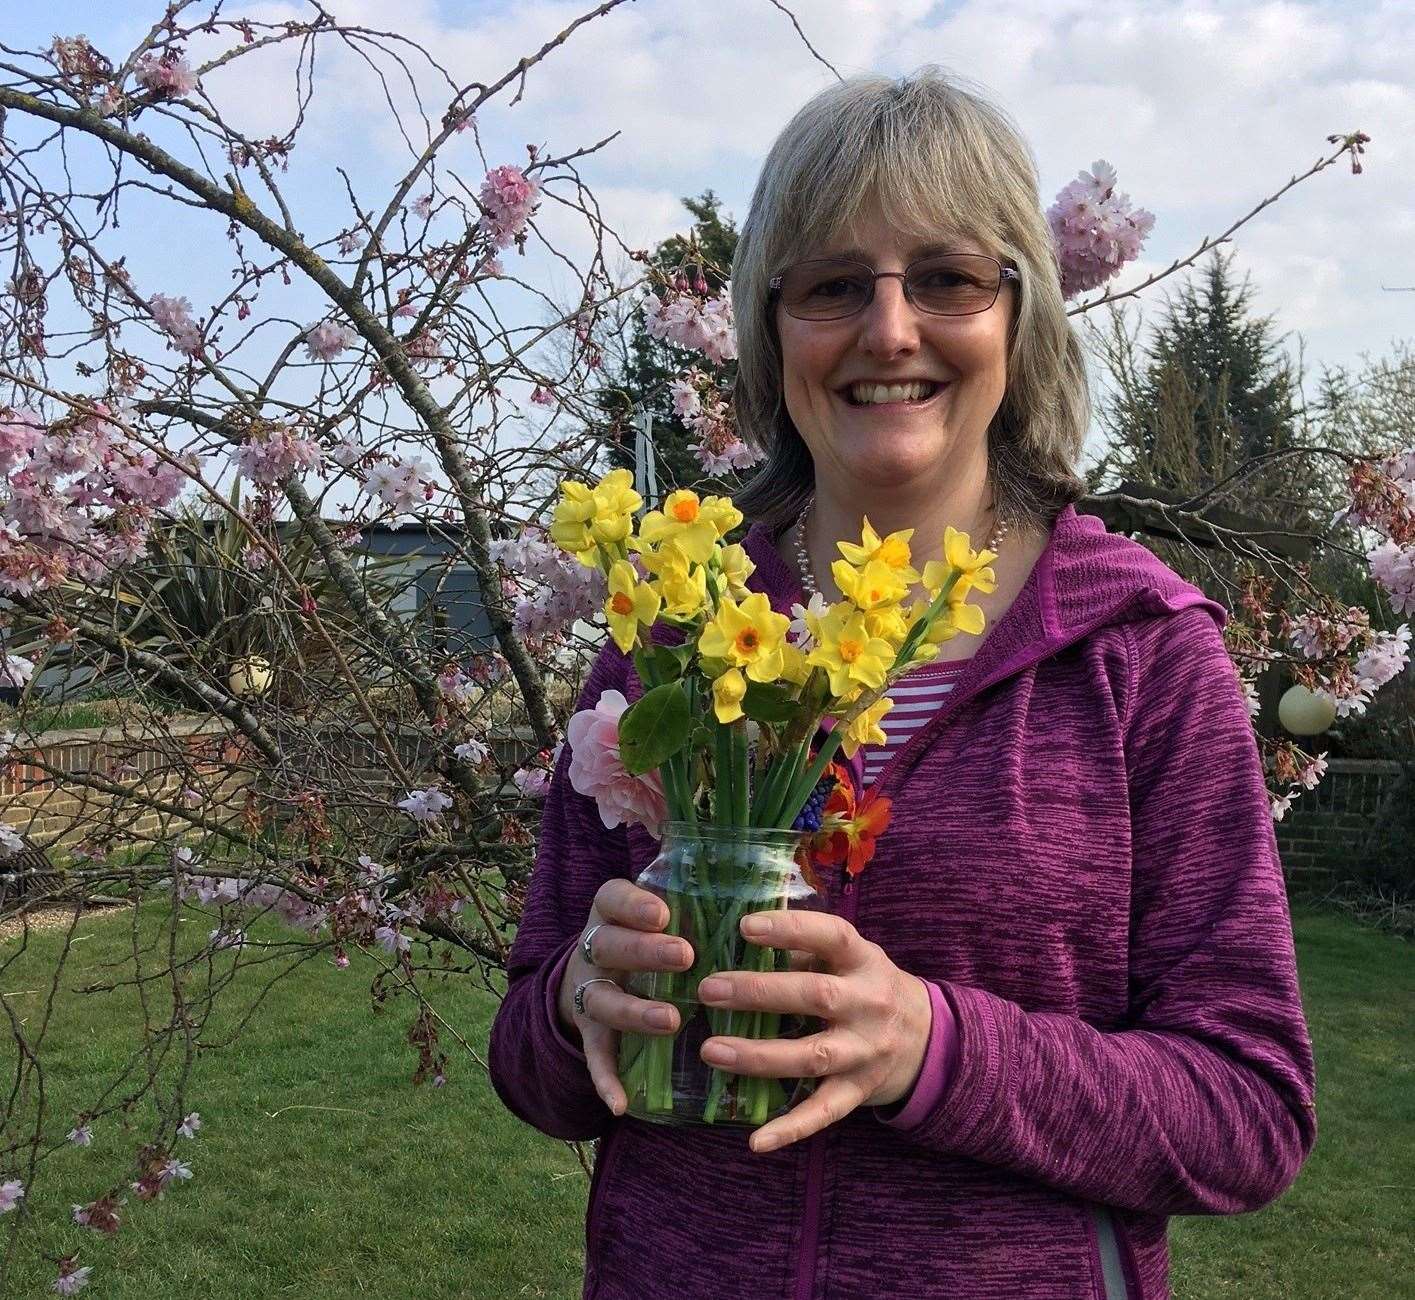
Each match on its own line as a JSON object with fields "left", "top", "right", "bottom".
{"left": 768, "top": 253, "right": 1019, "bottom": 321}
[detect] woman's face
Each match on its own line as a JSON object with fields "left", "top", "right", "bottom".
{"left": 773, "top": 201, "right": 1015, "bottom": 499}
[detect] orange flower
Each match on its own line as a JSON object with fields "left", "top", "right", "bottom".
{"left": 814, "top": 786, "right": 892, "bottom": 881}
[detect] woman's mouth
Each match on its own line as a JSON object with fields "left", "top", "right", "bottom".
{"left": 837, "top": 381, "right": 950, "bottom": 410}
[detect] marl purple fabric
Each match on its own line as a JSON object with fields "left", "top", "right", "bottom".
{"left": 487, "top": 503, "right": 1319, "bottom": 1299}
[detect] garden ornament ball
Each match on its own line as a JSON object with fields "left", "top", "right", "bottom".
{"left": 1278, "top": 683, "right": 1337, "bottom": 736}
{"left": 229, "top": 655, "right": 273, "bottom": 698}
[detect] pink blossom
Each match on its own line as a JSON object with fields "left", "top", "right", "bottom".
{"left": 0, "top": 407, "right": 44, "bottom": 475}
{"left": 477, "top": 164, "right": 540, "bottom": 250}
{"left": 454, "top": 738, "right": 490, "bottom": 766}
{"left": 1354, "top": 623, "right": 1411, "bottom": 690}
{"left": 1046, "top": 160, "right": 1155, "bottom": 299}
{"left": 1297, "top": 753, "right": 1329, "bottom": 791}
{"left": 53, "top": 1261, "right": 93, "bottom": 1295}
{"left": 1, "top": 653, "right": 34, "bottom": 688}
{"left": 363, "top": 458, "right": 433, "bottom": 522}
{"left": 177, "top": 1112, "right": 202, "bottom": 1139}
{"left": 135, "top": 50, "right": 198, "bottom": 98}
{"left": 0, "top": 1178, "right": 24, "bottom": 1213}
{"left": 566, "top": 689, "right": 668, "bottom": 838}
{"left": 397, "top": 787, "right": 452, "bottom": 822}
{"left": 644, "top": 289, "right": 737, "bottom": 364}
{"left": 336, "top": 230, "right": 365, "bottom": 255}
{"left": 374, "top": 924, "right": 411, "bottom": 955}
{"left": 411, "top": 193, "right": 435, "bottom": 220}
{"left": 513, "top": 765, "right": 551, "bottom": 798}
{"left": 304, "top": 320, "right": 355, "bottom": 363}
{"left": 231, "top": 426, "right": 322, "bottom": 486}
{"left": 148, "top": 292, "right": 202, "bottom": 355}
{"left": 1368, "top": 538, "right": 1415, "bottom": 615}
{"left": 68, "top": 1124, "right": 93, "bottom": 1146}
{"left": 670, "top": 375, "right": 702, "bottom": 420}
{"left": 530, "top": 385, "right": 555, "bottom": 406}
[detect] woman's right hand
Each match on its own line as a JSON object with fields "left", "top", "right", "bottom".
{"left": 557, "top": 878, "right": 696, "bottom": 1116}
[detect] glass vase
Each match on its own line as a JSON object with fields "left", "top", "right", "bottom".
{"left": 616, "top": 821, "right": 826, "bottom": 1128}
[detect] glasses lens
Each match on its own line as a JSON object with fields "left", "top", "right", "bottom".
{"left": 778, "top": 259, "right": 872, "bottom": 319}
{"left": 907, "top": 254, "right": 1001, "bottom": 315}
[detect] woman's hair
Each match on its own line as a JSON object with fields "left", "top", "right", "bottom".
{"left": 730, "top": 65, "right": 1091, "bottom": 537}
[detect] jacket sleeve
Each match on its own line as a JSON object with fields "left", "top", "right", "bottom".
{"left": 876, "top": 606, "right": 1319, "bottom": 1215}
{"left": 487, "top": 642, "right": 635, "bottom": 1142}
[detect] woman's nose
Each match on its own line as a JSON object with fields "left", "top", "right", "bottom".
{"left": 856, "top": 275, "right": 921, "bottom": 356}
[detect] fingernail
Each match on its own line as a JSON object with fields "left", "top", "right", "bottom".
{"left": 703, "top": 1042, "right": 737, "bottom": 1066}
{"left": 647, "top": 1008, "right": 674, "bottom": 1029}
{"left": 698, "top": 978, "right": 729, "bottom": 1001}
{"left": 754, "top": 1133, "right": 780, "bottom": 1153}
{"left": 741, "top": 914, "right": 769, "bottom": 937}
{"left": 639, "top": 904, "right": 661, "bottom": 925}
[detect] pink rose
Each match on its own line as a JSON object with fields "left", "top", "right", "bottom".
{"left": 566, "top": 689, "right": 667, "bottom": 838}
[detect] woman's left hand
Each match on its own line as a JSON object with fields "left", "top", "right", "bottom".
{"left": 696, "top": 908, "right": 933, "bottom": 1155}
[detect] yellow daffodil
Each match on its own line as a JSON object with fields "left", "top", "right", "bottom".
{"left": 639, "top": 490, "right": 742, "bottom": 565}
{"left": 907, "top": 593, "right": 986, "bottom": 649}
{"left": 603, "top": 561, "right": 661, "bottom": 654}
{"left": 808, "top": 605, "right": 895, "bottom": 699}
{"left": 716, "top": 542, "right": 756, "bottom": 601}
{"left": 549, "top": 479, "right": 598, "bottom": 565}
{"left": 921, "top": 525, "right": 998, "bottom": 600}
{"left": 587, "top": 468, "right": 641, "bottom": 546}
{"left": 836, "top": 517, "right": 920, "bottom": 585}
{"left": 779, "top": 641, "right": 812, "bottom": 686}
{"left": 636, "top": 541, "right": 708, "bottom": 618}
{"left": 862, "top": 602, "right": 911, "bottom": 649}
{"left": 837, "top": 696, "right": 893, "bottom": 758}
{"left": 831, "top": 556, "right": 910, "bottom": 611}
{"left": 697, "top": 591, "right": 789, "bottom": 683}
{"left": 710, "top": 666, "right": 748, "bottom": 724}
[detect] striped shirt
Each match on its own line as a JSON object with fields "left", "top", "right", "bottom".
{"left": 861, "top": 657, "right": 971, "bottom": 784}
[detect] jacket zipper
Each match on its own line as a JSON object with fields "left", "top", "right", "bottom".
{"left": 792, "top": 757, "right": 865, "bottom": 1300}
{"left": 1088, "top": 1204, "right": 1133, "bottom": 1300}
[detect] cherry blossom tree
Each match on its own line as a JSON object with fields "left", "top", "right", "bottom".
{"left": 0, "top": 4, "right": 1406, "bottom": 1291}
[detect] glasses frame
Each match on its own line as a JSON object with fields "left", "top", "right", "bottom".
{"left": 767, "top": 253, "right": 1020, "bottom": 322}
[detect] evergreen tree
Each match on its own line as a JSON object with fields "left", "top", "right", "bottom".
{"left": 1102, "top": 248, "right": 1321, "bottom": 524}
{"left": 592, "top": 190, "right": 740, "bottom": 492}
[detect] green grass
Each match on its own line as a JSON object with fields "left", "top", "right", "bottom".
{"left": 1, "top": 902, "right": 1409, "bottom": 1298}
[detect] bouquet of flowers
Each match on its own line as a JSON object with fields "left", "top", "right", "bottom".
{"left": 551, "top": 468, "right": 996, "bottom": 1124}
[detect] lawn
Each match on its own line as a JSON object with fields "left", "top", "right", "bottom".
{"left": 1, "top": 901, "right": 1409, "bottom": 1298}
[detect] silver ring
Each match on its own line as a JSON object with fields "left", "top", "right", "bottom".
{"left": 582, "top": 922, "right": 607, "bottom": 967}
{"left": 574, "top": 977, "right": 618, "bottom": 1016}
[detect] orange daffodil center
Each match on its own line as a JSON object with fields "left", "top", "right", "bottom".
{"left": 639, "top": 489, "right": 741, "bottom": 565}
{"left": 603, "top": 561, "right": 661, "bottom": 654}
{"left": 698, "top": 591, "right": 790, "bottom": 723}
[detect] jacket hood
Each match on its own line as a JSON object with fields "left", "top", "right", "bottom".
{"left": 741, "top": 502, "right": 1227, "bottom": 704}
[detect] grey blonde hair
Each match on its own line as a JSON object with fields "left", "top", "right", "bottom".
{"left": 731, "top": 65, "right": 1090, "bottom": 536}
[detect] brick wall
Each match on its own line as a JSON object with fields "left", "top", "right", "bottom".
{"left": 1274, "top": 758, "right": 1411, "bottom": 890}
{"left": 1, "top": 717, "right": 253, "bottom": 857}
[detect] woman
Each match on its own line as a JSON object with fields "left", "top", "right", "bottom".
{"left": 489, "top": 67, "right": 1317, "bottom": 1299}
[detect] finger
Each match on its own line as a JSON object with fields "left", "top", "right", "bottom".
{"left": 588, "top": 924, "right": 694, "bottom": 974}
{"left": 786, "top": 948, "right": 817, "bottom": 972}
{"left": 581, "top": 1023, "right": 628, "bottom": 1116}
{"left": 697, "top": 968, "right": 846, "bottom": 1019}
{"left": 701, "top": 1028, "right": 865, "bottom": 1080}
{"left": 748, "top": 1076, "right": 866, "bottom": 1155}
{"left": 739, "top": 908, "right": 865, "bottom": 971}
{"left": 595, "top": 877, "right": 670, "bottom": 931}
{"left": 579, "top": 974, "right": 681, "bottom": 1036}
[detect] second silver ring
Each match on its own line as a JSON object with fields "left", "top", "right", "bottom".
{"left": 582, "top": 922, "right": 607, "bottom": 967}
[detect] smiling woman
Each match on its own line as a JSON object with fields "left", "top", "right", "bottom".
{"left": 488, "top": 64, "right": 1317, "bottom": 1300}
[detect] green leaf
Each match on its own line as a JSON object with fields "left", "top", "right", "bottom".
{"left": 618, "top": 682, "right": 692, "bottom": 775}
{"left": 741, "top": 681, "right": 804, "bottom": 725}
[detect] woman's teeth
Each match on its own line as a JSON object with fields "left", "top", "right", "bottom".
{"left": 845, "top": 380, "right": 941, "bottom": 406}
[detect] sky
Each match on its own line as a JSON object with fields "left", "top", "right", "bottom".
{"left": 5, "top": 0, "right": 1414, "bottom": 475}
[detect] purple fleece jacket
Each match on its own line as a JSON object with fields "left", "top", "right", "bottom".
{"left": 488, "top": 503, "right": 1319, "bottom": 1300}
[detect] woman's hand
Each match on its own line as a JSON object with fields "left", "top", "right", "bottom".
{"left": 557, "top": 878, "right": 696, "bottom": 1116}
{"left": 695, "top": 908, "right": 933, "bottom": 1154}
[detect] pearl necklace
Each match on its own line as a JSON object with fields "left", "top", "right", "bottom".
{"left": 790, "top": 495, "right": 1008, "bottom": 601}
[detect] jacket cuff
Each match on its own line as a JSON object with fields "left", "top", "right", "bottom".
{"left": 543, "top": 937, "right": 590, "bottom": 1064}
{"left": 874, "top": 980, "right": 961, "bottom": 1130}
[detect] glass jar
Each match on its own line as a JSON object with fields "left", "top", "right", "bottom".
{"left": 617, "top": 821, "right": 826, "bottom": 1128}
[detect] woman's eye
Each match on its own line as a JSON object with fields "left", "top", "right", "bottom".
{"left": 807, "top": 277, "right": 857, "bottom": 298}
